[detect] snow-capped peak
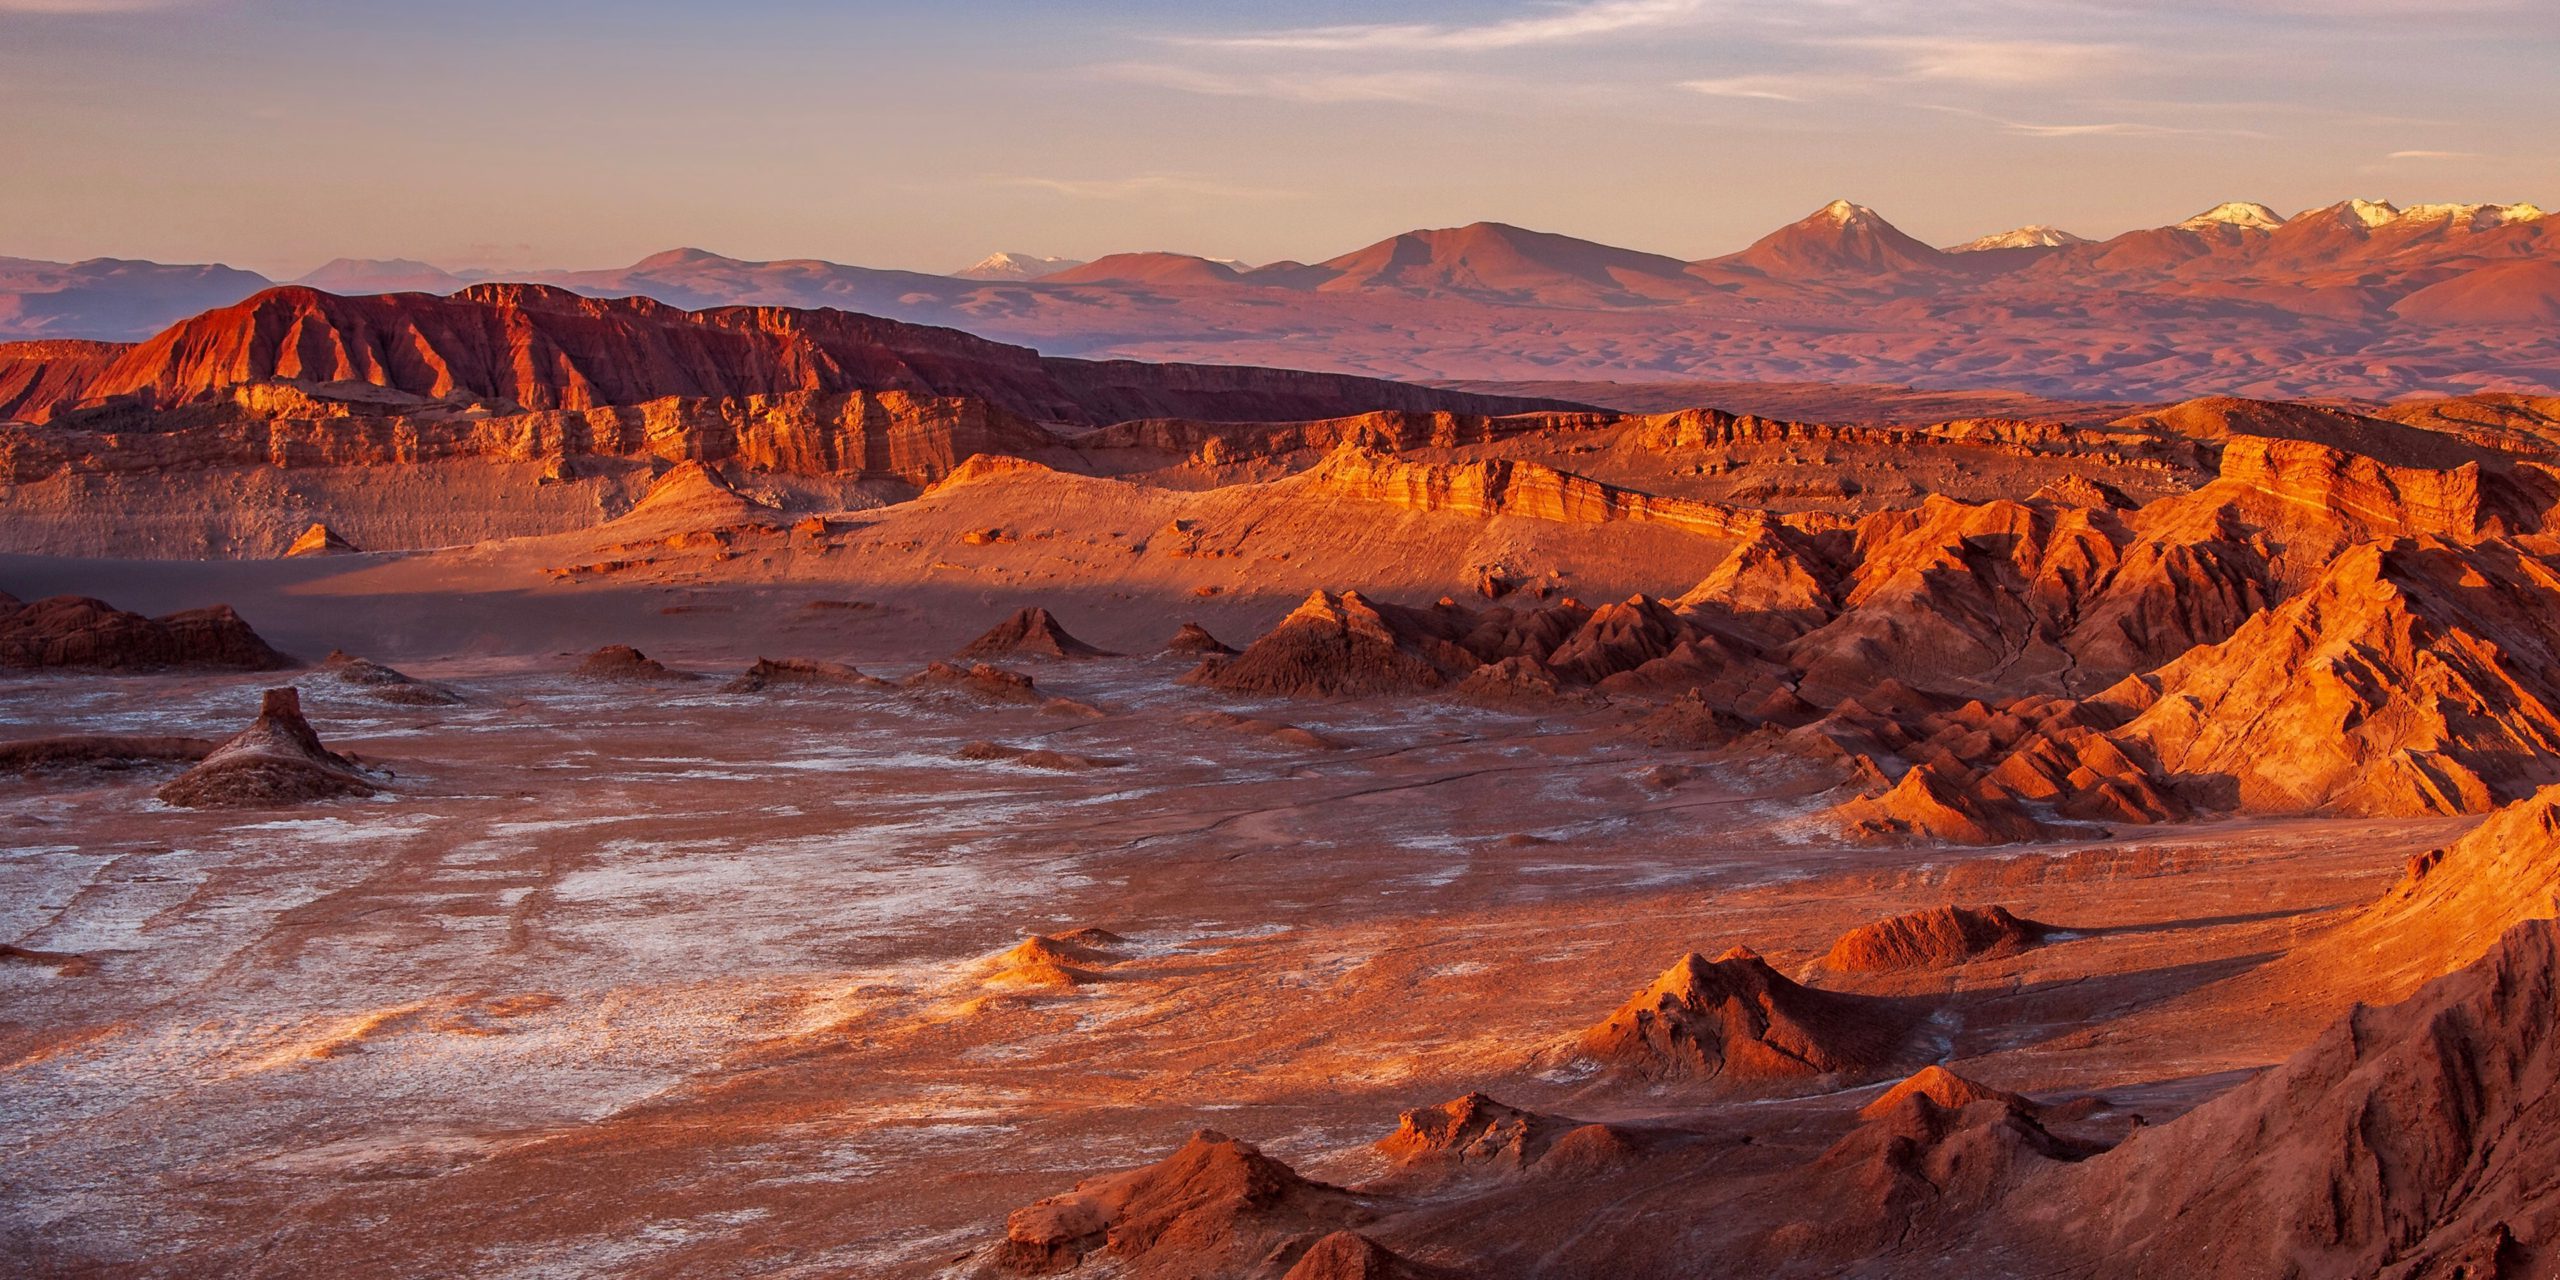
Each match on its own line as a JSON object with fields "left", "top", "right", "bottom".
{"left": 2319, "top": 198, "right": 2402, "bottom": 229}
{"left": 2179, "top": 201, "right": 2287, "bottom": 232}
{"left": 1816, "top": 198, "right": 1880, "bottom": 225}
{"left": 2395, "top": 201, "right": 2547, "bottom": 229}
{"left": 952, "top": 251, "right": 1085, "bottom": 281}
{"left": 1945, "top": 225, "right": 2093, "bottom": 253}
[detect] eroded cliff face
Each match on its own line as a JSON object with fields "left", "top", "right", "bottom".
{"left": 9, "top": 284, "right": 1572, "bottom": 426}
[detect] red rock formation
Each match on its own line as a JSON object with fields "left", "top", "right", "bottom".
{"left": 157, "top": 688, "right": 376, "bottom": 809}
{"left": 1829, "top": 766, "right": 2058, "bottom": 846}
{"left": 315, "top": 651, "right": 462, "bottom": 705}
{"left": 1819, "top": 905, "right": 2056, "bottom": 973}
{"left": 34, "top": 284, "right": 1564, "bottom": 428}
{"left": 1276, "top": 1231, "right": 1445, "bottom": 1280}
{"left": 0, "top": 594, "right": 292, "bottom": 672}
{"left": 1186, "top": 590, "right": 1479, "bottom": 698}
{"left": 1163, "top": 622, "right": 1236, "bottom": 656}
{"left": 2092, "top": 538, "right": 2560, "bottom": 816}
{"left": 284, "top": 522, "right": 358, "bottom": 556}
{"left": 570, "top": 645, "right": 697, "bottom": 683}
{"left": 2020, "top": 918, "right": 2560, "bottom": 1278}
{"left": 721, "top": 657, "right": 888, "bottom": 694}
{"left": 1373, "top": 1093, "right": 1591, "bottom": 1183}
{"left": 1578, "top": 947, "right": 1911, "bottom": 1085}
{"left": 1302, "top": 445, "right": 1780, "bottom": 540}
{"left": 957, "top": 606, "right": 1114, "bottom": 660}
{"left": 0, "top": 339, "right": 123, "bottom": 421}
{"left": 985, "top": 1129, "right": 1373, "bottom": 1278}
{"left": 1766, "top": 1065, "right": 2096, "bottom": 1265}
{"left": 2317, "top": 783, "right": 2560, "bottom": 993}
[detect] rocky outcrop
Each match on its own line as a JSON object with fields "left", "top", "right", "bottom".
{"left": 1301, "top": 445, "right": 1782, "bottom": 540}
{"left": 285, "top": 522, "right": 358, "bottom": 556}
{"left": 1186, "top": 590, "right": 1479, "bottom": 698}
{"left": 2094, "top": 538, "right": 2560, "bottom": 816}
{"left": 1828, "top": 766, "right": 2059, "bottom": 846}
{"left": 0, "top": 594, "right": 292, "bottom": 672}
{"left": 1372, "top": 1094, "right": 1601, "bottom": 1184}
{"left": 977, "top": 1129, "right": 1374, "bottom": 1278}
{"left": 570, "top": 645, "right": 697, "bottom": 683}
{"left": 156, "top": 688, "right": 377, "bottom": 809}
{"left": 1819, "top": 905, "right": 2056, "bottom": 973}
{"left": 0, "top": 339, "right": 124, "bottom": 422}
{"left": 1164, "top": 622, "right": 1237, "bottom": 656}
{"left": 1578, "top": 947, "right": 1912, "bottom": 1086}
{"left": 2318, "top": 783, "right": 2560, "bottom": 994}
{"left": 1766, "top": 1066, "right": 2100, "bottom": 1265}
{"left": 2018, "top": 918, "right": 2560, "bottom": 1278}
{"left": 721, "top": 657, "right": 888, "bottom": 693}
{"left": 958, "top": 606, "right": 1114, "bottom": 660}
{"left": 314, "top": 651, "right": 461, "bottom": 705}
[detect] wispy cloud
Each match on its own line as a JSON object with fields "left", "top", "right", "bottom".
{"left": 1175, "top": 0, "right": 1706, "bottom": 53}
{"left": 996, "top": 174, "right": 1308, "bottom": 202}
{"left": 1840, "top": 37, "right": 2129, "bottom": 88}
{"left": 2386, "top": 149, "right": 2487, "bottom": 159}
{"left": 1678, "top": 74, "right": 1811, "bottom": 102}
{"left": 1099, "top": 62, "right": 1467, "bottom": 105}
{"left": 1924, "top": 104, "right": 2268, "bottom": 139}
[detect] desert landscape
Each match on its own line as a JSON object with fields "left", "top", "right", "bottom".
{"left": 4, "top": 279, "right": 2558, "bottom": 1277}
{"left": 7, "top": 2, "right": 2560, "bottom": 1277}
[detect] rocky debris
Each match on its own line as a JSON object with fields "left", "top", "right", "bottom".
{"left": 955, "top": 740, "right": 1126, "bottom": 771}
{"left": 156, "top": 688, "right": 378, "bottom": 809}
{"left": 721, "top": 657, "right": 890, "bottom": 693}
{"left": 1828, "top": 766, "right": 2059, "bottom": 846}
{"left": 1578, "top": 946, "right": 1913, "bottom": 1086}
{"left": 570, "top": 644, "right": 698, "bottom": 683}
{"left": 0, "top": 734, "right": 213, "bottom": 775}
{"left": 1819, "top": 904, "right": 2057, "bottom": 973}
{"left": 2018, "top": 918, "right": 2560, "bottom": 1278}
{"left": 284, "top": 522, "right": 359, "bottom": 556}
{"left": 975, "top": 1129, "right": 1375, "bottom": 1278}
{"left": 0, "top": 594, "right": 292, "bottom": 672}
{"left": 314, "top": 651, "right": 461, "bottom": 705}
{"left": 957, "top": 606, "right": 1115, "bottom": 660}
{"left": 1165, "top": 622, "right": 1238, "bottom": 656}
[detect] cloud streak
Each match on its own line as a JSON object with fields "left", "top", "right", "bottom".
{"left": 1099, "top": 62, "right": 1467, "bottom": 105}
{"left": 1175, "top": 0, "right": 1705, "bottom": 53}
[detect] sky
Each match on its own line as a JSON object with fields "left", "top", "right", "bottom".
{"left": 2, "top": 0, "right": 2555, "bottom": 277}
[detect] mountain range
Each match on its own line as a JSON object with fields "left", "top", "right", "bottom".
{"left": 4, "top": 197, "right": 2554, "bottom": 400}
